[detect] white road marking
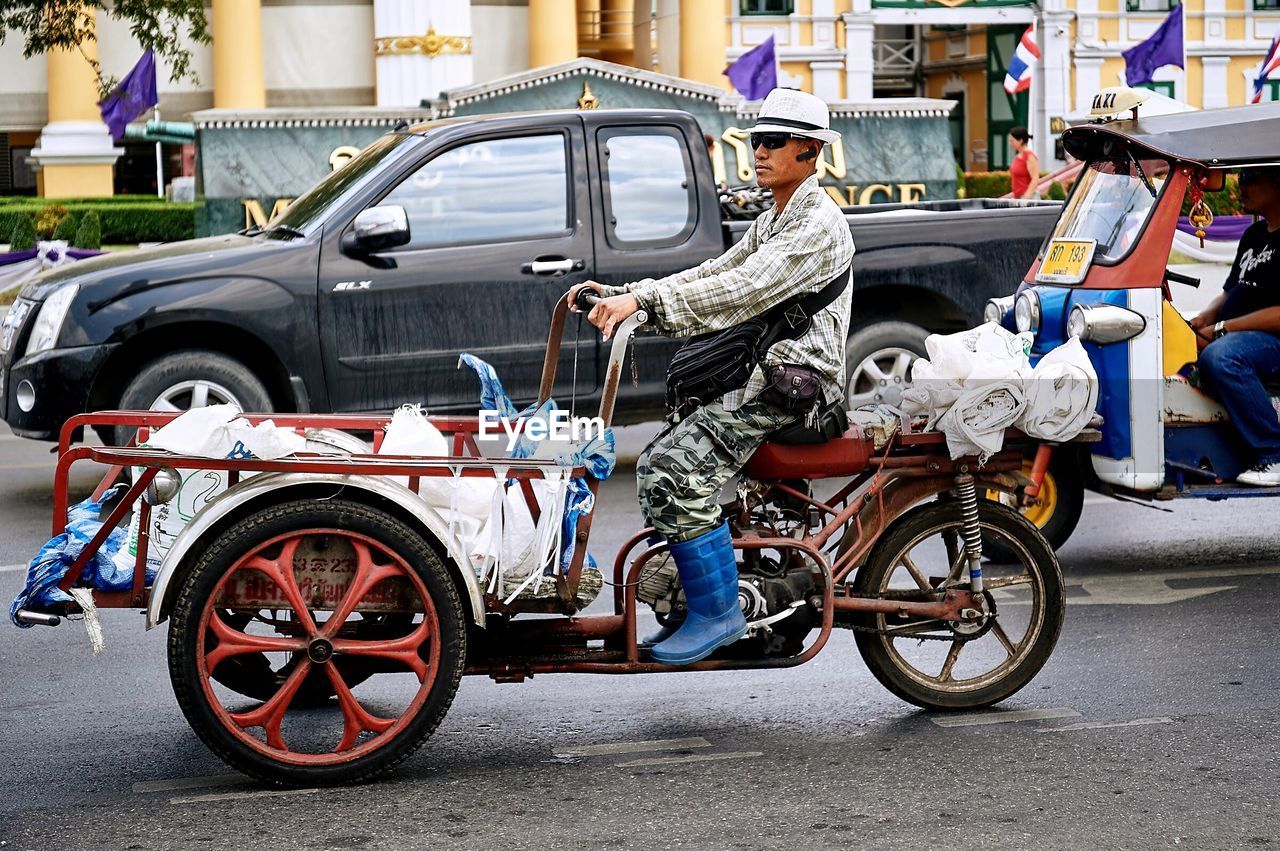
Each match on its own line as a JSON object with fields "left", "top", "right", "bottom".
{"left": 133, "top": 774, "right": 244, "bottom": 794}
{"left": 1036, "top": 717, "right": 1175, "bottom": 733}
{"left": 931, "top": 708, "right": 1081, "bottom": 728}
{"left": 554, "top": 736, "right": 712, "bottom": 758}
{"left": 0, "top": 564, "right": 27, "bottom": 574}
{"left": 170, "top": 787, "right": 320, "bottom": 805}
{"left": 989, "top": 565, "right": 1280, "bottom": 607}
{"left": 615, "top": 751, "right": 764, "bottom": 768}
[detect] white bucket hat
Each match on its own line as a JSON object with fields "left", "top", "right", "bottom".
{"left": 747, "top": 88, "right": 841, "bottom": 144}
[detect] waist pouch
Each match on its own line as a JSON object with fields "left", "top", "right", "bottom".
{"left": 664, "top": 265, "right": 851, "bottom": 412}
{"left": 768, "top": 402, "right": 849, "bottom": 445}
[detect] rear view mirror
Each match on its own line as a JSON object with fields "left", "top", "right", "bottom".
{"left": 345, "top": 205, "right": 410, "bottom": 253}
{"left": 1200, "top": 170, "right": 1226, "bottom": 192}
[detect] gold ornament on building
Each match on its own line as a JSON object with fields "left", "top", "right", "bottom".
{"left": 375, "top": 24, "right": 472, "bottom": 59}
{"left": 928, "top": 0, "right": 974, "bottom": 7}
{"left": 578, "top": 80, "right": 600, "bottom": 110}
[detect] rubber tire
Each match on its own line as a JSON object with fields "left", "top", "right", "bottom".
{"left": 844, "top": 321, "right": 931, "bottom": 407}
{"left": 851, "top": 500, "right": 1065, "bottom": 711}
{"left": 113, "top": 350, "right": 273, "bottom": 445}
{"left": 167, "top": 498, "right": 467, "bottom": 786}
{"left": 984, "top": 451, "right": 1086, "bottom": 561}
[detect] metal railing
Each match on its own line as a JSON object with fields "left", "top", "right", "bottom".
{"left": 874, "top": 39, "right": 917, "bottom": 73}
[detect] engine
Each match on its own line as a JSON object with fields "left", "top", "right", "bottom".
{"left": 636, "top": 532, "right": 821, "bottom": 657}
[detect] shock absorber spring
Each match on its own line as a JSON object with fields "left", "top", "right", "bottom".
{"left": 953, "top": 471, "right": 984, "bottom": 594}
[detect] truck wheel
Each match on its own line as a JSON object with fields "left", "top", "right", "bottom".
{"left": 167, "top": 498, "right": 466, "bottom": 786}
{"left": 113, "top": 350, "right": 272, "bottom": 444}
{"left": 845, "top": 321, "right": 930, "bottom": 408}
{"left": 850, "top": 501, "right": 1064, "bottom": 711}
{"left": 984, "top": 452, "right": 1085, "bottom": 560}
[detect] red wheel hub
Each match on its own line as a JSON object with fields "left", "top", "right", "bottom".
{"left": 196, "top": 529, "right": 441, "bottom": 765}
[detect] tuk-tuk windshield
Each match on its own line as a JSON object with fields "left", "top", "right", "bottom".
{"left": 1048, "top": 157, "right": 1171, "bottom": 264}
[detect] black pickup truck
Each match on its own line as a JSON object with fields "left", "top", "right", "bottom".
{"left": 0, "top": 108, "right": 1059, "bottom": 442}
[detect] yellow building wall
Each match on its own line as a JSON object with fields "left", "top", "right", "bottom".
{"left": 1097, "top": 0, "right": 1121, "bottom": 43}
{"left": 1228, "top": 55, "right": 1260, "bottom": 104}
{"left": 782, "top": 62, "right": 814, "bottom": 93}
{"left": 1226, "top": 0, "right": 1248, "bottom": 41}
{"left": 924, "top": 26, "right": 988, "bottom": 171}
{"left": 1185, "top": 4, "right": 1204, "bottom": 43}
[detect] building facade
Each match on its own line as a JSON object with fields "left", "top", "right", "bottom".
{"left": 1, "top": 0, "right": 1277, "bottom": 197}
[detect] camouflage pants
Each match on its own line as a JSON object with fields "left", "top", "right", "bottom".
{"left": 636, "top": 399, "right": 799, "bottom": 543}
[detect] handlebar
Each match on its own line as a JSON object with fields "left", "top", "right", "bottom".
{"left": 536, "top": 289, "right": 649, "bottom": 430}
{"left": 574, "top": 288, "right": 602, "bottom": 311}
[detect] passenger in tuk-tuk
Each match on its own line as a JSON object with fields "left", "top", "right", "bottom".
{"left": 569, "top": 89, "right": 855, "bottom": 665}
{"left": 1190, "top": 166, "right": 1280, "bottom": 485}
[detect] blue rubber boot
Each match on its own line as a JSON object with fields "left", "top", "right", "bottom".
{"left": 650, "top": 521, "right": 747, "bottom": 666}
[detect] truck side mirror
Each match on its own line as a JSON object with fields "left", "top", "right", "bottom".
{"left": 344, "top": 205, "right": 410, "bottom": 253}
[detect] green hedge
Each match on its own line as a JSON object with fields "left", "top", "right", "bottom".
{"left": 0, "top": 201, "right": 195, "bottom": 244}
{"left": 964, "top": 171, "right": 1013, "bottom": 198}
{"left": 0, "top": 194, "right": 168, "bottom": 206}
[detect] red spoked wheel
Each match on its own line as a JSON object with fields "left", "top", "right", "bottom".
{"left": 168, "top": 499, "right": 466, "bottom": 785}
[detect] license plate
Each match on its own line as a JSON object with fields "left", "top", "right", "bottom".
{"left": 1036, "top": 239, "right": 1097, "bottom": 285}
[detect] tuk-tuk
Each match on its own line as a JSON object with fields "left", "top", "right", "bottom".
{"left": 987, "top": 88, "right": 1280, "bottom": 549}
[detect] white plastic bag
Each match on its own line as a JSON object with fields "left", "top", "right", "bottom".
{"left": 1017, "top": 337, "right": 1099, "bottom": 442}
{"left": 936, "top": 381, "right": 1027, "bottom": 461}
{"left": 147, "top": 404, "right": 306, "bottom": 460}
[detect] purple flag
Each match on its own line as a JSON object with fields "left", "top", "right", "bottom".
{"left": 1122, "top": 6, "right": 1184, "bottom": 86}
{"left": 724, "top": 36, "right": 777, "bottom": 100}
{"left": 97, "top": 50, "right": 158, "bottom": 139}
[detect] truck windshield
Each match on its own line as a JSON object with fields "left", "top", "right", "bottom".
{"left": 1047, "top": 156, "right": 1171, "bottom": 263}
{"left": 264, "top": 133, "right": 417, "bottom": 235}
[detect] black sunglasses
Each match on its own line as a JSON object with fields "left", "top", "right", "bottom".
{"left": 749, "top": 132, "right": 800, "bottom": 150}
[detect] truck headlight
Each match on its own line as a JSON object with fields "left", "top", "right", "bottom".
{"left": 1014, "top": 290, "right": 1041, "bottom": 334}
{"left": 24, "top": 284, "right": 78, "bottom": 356}
{"left": 984, "top": 296, "right": 1015, "bottom": 326}
{"left": 1067, "top": 303, "right": 1146, "bottom": 344}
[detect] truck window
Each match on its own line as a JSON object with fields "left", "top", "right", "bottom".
{"left": 598, "top": 128, "right": 696, "bottom": 248}
{"left": 381, "top": 133, "right": 570, "bottom": 249}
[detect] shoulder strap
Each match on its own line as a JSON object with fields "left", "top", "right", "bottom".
{"left": 765, "top": 264, "right": 852, "bottom": 340}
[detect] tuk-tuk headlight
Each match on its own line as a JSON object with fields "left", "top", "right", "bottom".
{"left": 1014, "top": 290, "right": 1041, "bottom": 334}
{"left": 984, "top": 296, "right": 1015, "bottom": 326}
{"left": 1067, "top": 303, "right": 1146, "bottom": 344}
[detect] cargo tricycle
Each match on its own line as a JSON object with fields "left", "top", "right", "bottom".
{"left": 15, "top": 291, "right": 1076, "bottom": 785}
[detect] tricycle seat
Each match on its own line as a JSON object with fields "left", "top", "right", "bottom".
{"left": 743, "top": 426, "right": 875, "bottom": 480}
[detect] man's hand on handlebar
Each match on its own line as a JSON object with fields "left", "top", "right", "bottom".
{"left": 567, "top": 282, "right": 640, "bottom": 341}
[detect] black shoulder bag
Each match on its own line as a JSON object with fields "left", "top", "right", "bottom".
{"left": 664, "top": 265, "right": 852, "bottom": 413}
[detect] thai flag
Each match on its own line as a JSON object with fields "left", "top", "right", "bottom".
{"left": 1252, "top": 32, "right": 1280, "bottom": 104}
{"left": 1003, "top": 23, "right": 1040, "bottom": 95}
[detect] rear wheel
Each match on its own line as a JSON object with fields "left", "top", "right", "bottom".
{"left": 850, "top": 501, "right": 1064, "bottom": 711}
{"left": 168, "top": 499, "right": 466, "bottom": 785}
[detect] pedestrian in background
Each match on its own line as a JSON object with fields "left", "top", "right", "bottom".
{"left": 1009, "top": 126, "right": 1040, "bottom": 200}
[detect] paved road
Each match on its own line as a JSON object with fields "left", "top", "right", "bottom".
{"left": 1, "top": 418, "right": 1278, "bottom": 850}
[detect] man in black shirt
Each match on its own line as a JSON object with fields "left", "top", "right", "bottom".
{"left": 1192, "top": 167, "right": 1280, "bottom": 485}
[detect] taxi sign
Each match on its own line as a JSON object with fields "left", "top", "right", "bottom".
{"left": 1036, "top": 238, "right": 1097, "bottom": 285}
{"left": 1089, "top": 86, "right": 1150, "bottom": 120}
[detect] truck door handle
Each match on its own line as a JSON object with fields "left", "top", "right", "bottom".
{"left": 522, "top": 257, "right": 583, "bottom": 276}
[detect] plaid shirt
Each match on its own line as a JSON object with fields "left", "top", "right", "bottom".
{"left": 600, "top": 174, "right": 855, "bottom": 410}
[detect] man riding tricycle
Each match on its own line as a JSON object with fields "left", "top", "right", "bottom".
{"left": 985, "top": 88, "right": 1280, "bottom": 550}
{"left": 11, "top": 90, "right": 1081, "bottom": 786}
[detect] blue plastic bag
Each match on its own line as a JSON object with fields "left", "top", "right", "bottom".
{"left": 457, "top": 353, "right": 616, "bottom": 572}
{"left": 9, "top": 484, "right": 134, "bottom": 627}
